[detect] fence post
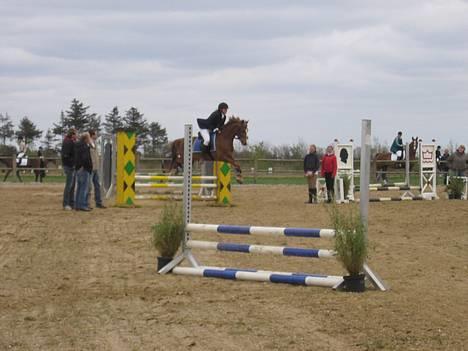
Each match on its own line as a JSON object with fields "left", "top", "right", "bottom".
{"left": 11, "top": 154, "right": 16, "bottom": 180}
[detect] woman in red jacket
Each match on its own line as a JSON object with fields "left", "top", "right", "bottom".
{"left": 321, "top": 145, "right": 337, "bottom": 203}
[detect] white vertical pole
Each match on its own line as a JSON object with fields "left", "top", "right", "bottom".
{"left": 405, "top": 143, "right": 410, "bottom": 187}
{"left": 183, "top": 124, "right": 193, "bottom": 247}
{"left": 360, "top": 119, "right": 388, "bottom": 291}
{"left": 359, "top": 120, "right": 371, "bottom": 231}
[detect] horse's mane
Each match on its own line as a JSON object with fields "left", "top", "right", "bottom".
{"left": 224, "top": 116, "right": 246, "bottom": 128}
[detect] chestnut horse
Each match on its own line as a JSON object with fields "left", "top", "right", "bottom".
{"left": 374, "top": 137, "right": 419, "bottom": 183}
{"left": 165, "top": 117, "right": 249, "bottom": 183}
{"left": 0, "top": 156, "right": 58, "bottom": 182}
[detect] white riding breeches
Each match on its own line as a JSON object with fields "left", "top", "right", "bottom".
{"left": 200, "top": 129, "right": 210, "bottom": 146}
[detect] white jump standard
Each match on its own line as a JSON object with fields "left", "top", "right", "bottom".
{"left": 159, "top": 123, "right": 387, "bottom": 291}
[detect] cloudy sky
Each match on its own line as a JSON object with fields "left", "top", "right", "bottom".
{"left": 1, "top": 0, "right": 467, "bottom": 146}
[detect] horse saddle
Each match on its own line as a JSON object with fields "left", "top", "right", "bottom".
{"left": 193, "top": 132, "right": 217, "bottom": 153}
{"left": 16, "top": 153, "right": 28, "bottom": 166}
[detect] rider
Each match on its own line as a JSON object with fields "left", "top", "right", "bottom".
{"left": 197, "top": 102, "right": 228, "bottom": 156}
{"left": 390, "top": 131, "right": 404, "bottom": 160}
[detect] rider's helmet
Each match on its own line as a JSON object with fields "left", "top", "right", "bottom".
{"left": 218, "top": 102, "right": 229, "bottom": 111}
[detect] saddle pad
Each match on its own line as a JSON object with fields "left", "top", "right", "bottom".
{"left": 193, "top": 132, "right": 217, "bottom": 153}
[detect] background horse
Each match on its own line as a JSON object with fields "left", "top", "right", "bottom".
{"left": 164, "top": 117, "right": 249, "bottom": 183}
{"left": 0, "top": 156, "right": 58, "bottom": 182}
{"left": 374, "top": 137, "right": 419, "bottom": 184}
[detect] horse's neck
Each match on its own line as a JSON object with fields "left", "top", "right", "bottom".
{"left": 220, "top": 125, "right": 238, "bottom": 143}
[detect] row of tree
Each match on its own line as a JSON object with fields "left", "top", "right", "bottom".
{"left": 0, "top": 99, "right": 168, "bottom": 156}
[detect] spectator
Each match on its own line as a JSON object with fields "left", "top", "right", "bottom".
{"left": 87, "top": 130, "right": 106, "bottom": 209}
{"left": 436, "top": 146, "right": 442, "bottom": 165}
{"left": 390, "top": 131, "right": 404, "bottom": 160}
{"left": 61, "top": 128, "right": 77, "bottom": 210}
{"left": 321, "top": 145, "right": 337, "bottom": 203}
{"left": 440, "top": 149, "right": 450, "bottom": 183}
{"left": 447, "top": 145, "right": 468, "bottom": 177}
{"left": 303, "top": 144, "right": 320, "bottom": 204}
{"left": 74, "top": 132, "right": 93, "bottom": 211}
{"left": 35, "top": 146, "right": 46, "bottom": 183}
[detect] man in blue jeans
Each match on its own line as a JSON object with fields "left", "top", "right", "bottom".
{"left": 61, "top": 128, "right": 77, "bottom": 210}
{"left": 87, "top": 130, "right": 106, "bottom": 209}
{"left": 74, "top": 132, "right": 93, "bottom": 211}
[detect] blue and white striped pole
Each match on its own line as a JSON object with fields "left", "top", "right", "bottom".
{"left": 187, "top": 240, "right": 336, "bottom": 258}
{"left": 186, "top": 223, "right": 335, "bottom": 238}
{"left": 172, "top": 266, "right": 343, "bottom": 288}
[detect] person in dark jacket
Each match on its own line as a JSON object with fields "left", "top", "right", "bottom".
{"left": 440, "top": 149, "right": 450, "bottom": 183}
{"left": 197, "top": 102, "right": 228, "bottom": 155}
{"left": 35, "top": 147, "right": 46, "bottom": 183}
{"left": 74, "top": 132, "right": 93, "bottom": 211}
{"left": 321, "top": 145, "right": 338, "bottom": 203}
{"left": 390, "top": 131, "right": 404, "bottom": 160}
{"left": 303, "top": 144, "right": 320, "bottom": 203}
{"left": 61, "top": 128, "right": 77, "bottom": 210}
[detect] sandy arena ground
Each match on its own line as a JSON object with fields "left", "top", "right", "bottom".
{"left": 0, "top": 183, "right": 467, "bottom": 351}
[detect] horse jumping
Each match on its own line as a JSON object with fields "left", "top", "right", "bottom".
{"left": 165, "top": 117, "right": 248, "bottom": 183}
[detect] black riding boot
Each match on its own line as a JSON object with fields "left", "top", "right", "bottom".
{"left": 312, "top": 188, "right": 318, "bottom": 203}
{"left": 327, "top": 190, "right": 334, "bottom": 203}
{"left": 201, "top": 144, "right": 214, "bottom": 160}
{"left": 306, "top": 188, "right": 313, "bottom": 204}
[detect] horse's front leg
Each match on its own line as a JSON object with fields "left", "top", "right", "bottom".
{"left": 222, "top": 156, "right": 243, "bottom": 184}
{"left": 17, "top": 170, "right": 23, "bottom": 183}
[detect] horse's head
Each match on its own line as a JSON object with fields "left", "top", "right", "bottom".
{"left": 222, "top": 117, "right": 249, "bottom": 146}
{"left": 409, "top": 137, "right": 419, "bottom": 159}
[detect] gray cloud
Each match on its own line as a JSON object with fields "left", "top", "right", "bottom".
{"left": 1, "top": 0, "right": 467, "bottom": 146}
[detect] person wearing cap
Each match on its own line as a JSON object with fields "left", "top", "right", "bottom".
{"left": 197, "top": 102, "right": 228, "bottom": 156}
{"left": 62, "top": 128, "right": 77, "bottom": 210}
{"left": 390, "top": 131, "right": 404, "bottom": 160}
{"left": 447, "top": 145, "right": 468, "bottom": 177}
{"left": 321, "top": 145, "right": 338, "bottom": 203}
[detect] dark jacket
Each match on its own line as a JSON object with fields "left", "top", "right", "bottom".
{"left": 74, "top": 141, "right": 93, "bottom": 172}
{"left": 197, "top": 110, "right": 226, "bottom": 130}
{"left": 304, "top": 153, "right": 320, "bottom": 173}
{"left": 390, "top": 136, "right": 403, "bottom": 153}
{"left": 61, "top": 136, "right": 75, "bottom": 168}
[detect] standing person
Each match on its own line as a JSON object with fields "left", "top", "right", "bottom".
{"left": 390, "top": 131, "right": 404, "bottom": 160}
{"left": 74, "top": 132, "right": 93, "bottom": 211}
{"left": 87, "top": 130, "right": 106, "bottom": 209}
{"left": 447, "top": 145, "right": 468, "bottom": 177}
{"left": 61, "top": 128, "right": 77, "bottom": 210}
{"left": 440, "top": 149, "right": 450, "bottom": 183}
{"left": 321, "top": 145, "right": 337, "bottom": 203}
{"left": 303, "top": 144, "right": 320, "bottom": 204}
{"left": 35, "top": 146, "right": 46, "bottom": 183}
{"left": 196, "top": 102, "right": 228, "bottom": 157}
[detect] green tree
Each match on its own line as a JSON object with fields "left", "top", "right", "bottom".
{"left": 87, "top": 115, "right": 101, "bottom": 133}
{"left": 0, "top": 113, "right": 15, "bottom": 144}
{"left": 15, "top": 117, "right": 42, "bottom": 144}
{"left": 57, "top": 99, "right": 98, "bottom": 133}
{"left": 41, "top": 128, "right": 59, "bottom": 151}
{"left": 103, "top": 106, "right": 124, "bottom": 135}
{"left": 147, "top": 122, "right": 168, "bottom": 156}
{"left": 123, "top": 107, "right": 149, "bottom": 143}
{"left": 52, "top": 111, "right": 66, "bottom": 136}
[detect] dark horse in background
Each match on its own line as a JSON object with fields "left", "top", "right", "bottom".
{"left": 374, "top": 137, "right": 420, "bottom": 184}
{"left": 0, "top": 156, "right": 58, "bottom": 182}
{"left": 163, "top": 117, "right": 249, "bottom": 183}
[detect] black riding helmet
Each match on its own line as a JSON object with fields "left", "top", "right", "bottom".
{"left": 218, "top": 102, "right": 229, "bottom": 110}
